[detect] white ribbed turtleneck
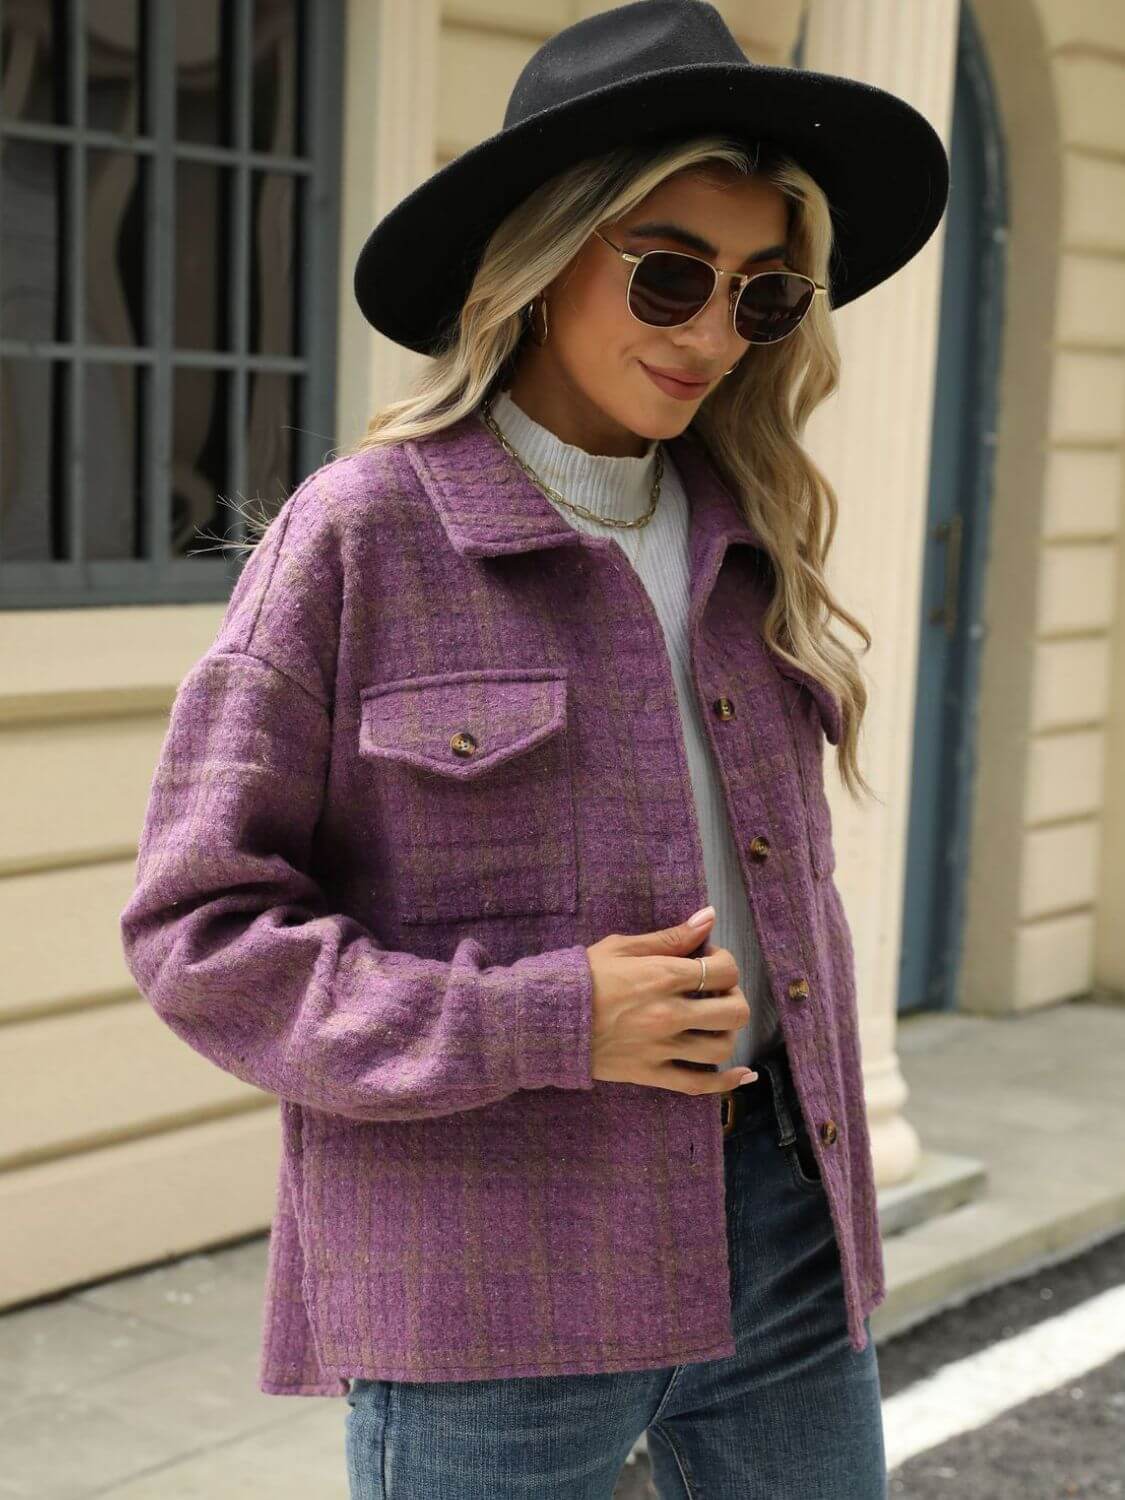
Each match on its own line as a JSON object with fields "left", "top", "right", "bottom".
{"left": 487, "top": 387, "right": 781, "bottom": 1068}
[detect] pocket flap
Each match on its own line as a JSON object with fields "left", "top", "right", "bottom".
{"left": 359, "top": 666, "right": 568, "bottom": 780}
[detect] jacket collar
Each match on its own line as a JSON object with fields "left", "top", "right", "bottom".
{"left": 402, "top": 404, "right": 762, "bottom": 567}
{"left": 402, "top": 406, "right": 842, "bottom": 744}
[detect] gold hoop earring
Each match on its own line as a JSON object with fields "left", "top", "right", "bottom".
{"left": 525, "top": 295, "right": 549, "bottom": 346}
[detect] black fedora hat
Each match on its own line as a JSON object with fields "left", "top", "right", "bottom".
{"left": 353, "top": 0, "right": 949, "bottom": 356}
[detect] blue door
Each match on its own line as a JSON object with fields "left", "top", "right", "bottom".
{"left": 899, "top": 1, "right": 1008, "bottom": 1014}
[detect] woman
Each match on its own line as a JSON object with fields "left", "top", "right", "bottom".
{"left": 120, "top": 3, "right": 948, "bottom": 1495}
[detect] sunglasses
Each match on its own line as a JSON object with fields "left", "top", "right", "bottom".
{"left": 593, "top": 226, "right": 827, "bottom": 345}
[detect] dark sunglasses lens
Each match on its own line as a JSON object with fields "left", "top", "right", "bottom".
{"left": 735, "top": 273, "right": 815, "bottom": 343}
{"left": 629, "top": 252, "right": 716, "bottom": 327}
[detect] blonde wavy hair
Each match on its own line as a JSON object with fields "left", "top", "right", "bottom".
{"left": 221, "top": 133, "right": 874, "bottom": 800}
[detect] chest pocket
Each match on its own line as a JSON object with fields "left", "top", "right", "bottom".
{"left": 357, "top": 666, "right": 578, "bottom": 924}
{"left": 774, "top": 658, "right": 841, "bottom": 882}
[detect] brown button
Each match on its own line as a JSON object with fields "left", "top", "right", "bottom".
{"left": 450, "top": 731, "right": 477, "bottom": 757}
{"left": 820, "top": 1120, "right": 838, "bottom": 1146}
{"left": 748, "top": 835, "right": 771, "bottom": 861}
{"left": 713, "top": 696, "right": 736, "bottom": 720}
{"left": 787, "top": 977, "right": 810, "bottom": 1001}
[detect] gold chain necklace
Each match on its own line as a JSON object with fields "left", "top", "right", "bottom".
{"left": 479, "top": 395, "right": 664, "bottom": 531}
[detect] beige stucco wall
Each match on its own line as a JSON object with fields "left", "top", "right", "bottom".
{"left": 3, "top": 0, "right": 1123, "bottom": 1308}
{"left": 1, "top": 604, "right": 280, "bottom": 1305}
{"left": 961, "top": 0, "right": 1125, "bottom": 1015}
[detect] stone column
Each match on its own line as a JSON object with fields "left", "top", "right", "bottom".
{"left": 336, "top": 0, "right": 439, "bottom": 446}
{"left": 802, "top": 0, "right": 959, "bottom": 1185}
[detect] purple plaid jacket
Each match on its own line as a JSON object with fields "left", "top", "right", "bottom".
{"left": 119, "top": 405, "right": 885, "bottom": 1394}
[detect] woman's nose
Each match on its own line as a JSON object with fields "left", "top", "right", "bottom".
{"left": 679, "top": 281, "right": 742, "bottom": 356}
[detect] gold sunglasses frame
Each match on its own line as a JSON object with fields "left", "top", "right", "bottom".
{"left": 593, "top": 226, "right": 828, "bottom": 344}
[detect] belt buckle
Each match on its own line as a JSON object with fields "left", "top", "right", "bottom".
{"left": 720, "top": 1090, "right": 736, "bottom": 1136}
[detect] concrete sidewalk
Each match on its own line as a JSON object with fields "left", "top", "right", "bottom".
{"left": 2, "top": 998, "right": 1122, "bottom": 1499}
{"left": 875, "top": 996, "right": 1125, "bottom": 1345}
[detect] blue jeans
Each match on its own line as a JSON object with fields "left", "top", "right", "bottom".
{"left": 344, "top": 1045, "right": 887, "bottom": 1498}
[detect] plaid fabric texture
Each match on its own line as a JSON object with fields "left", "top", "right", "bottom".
{"left": 119, "top": 406, "right": 885, "bottom": 1394}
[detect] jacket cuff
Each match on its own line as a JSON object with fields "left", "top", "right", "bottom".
{"left": 509, "top": 942, "right": 595, "bottom": 1093}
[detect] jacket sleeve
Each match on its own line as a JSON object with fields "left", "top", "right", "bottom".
{"left": 119, "top": 475, "right": 595, "bottom": 1123}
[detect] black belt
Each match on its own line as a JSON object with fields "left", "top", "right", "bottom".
{"left": 719, "top": 1042, "right": 791, "bottom": 1138}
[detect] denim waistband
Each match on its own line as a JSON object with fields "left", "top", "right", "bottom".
{"left": 722, "top": 1040, "right": 803, "bottom": 1149}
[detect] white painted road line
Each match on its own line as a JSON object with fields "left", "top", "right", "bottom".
{"left": 881, "top": 1281, "right": 1125, "bottom": 1470}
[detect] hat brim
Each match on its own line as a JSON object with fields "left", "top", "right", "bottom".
{"left": 353, "top": 61, "right": 949, "bottom": 355}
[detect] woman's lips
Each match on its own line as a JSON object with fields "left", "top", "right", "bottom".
{"left": 640, "top": 362, "right": 710, "bottom": 400}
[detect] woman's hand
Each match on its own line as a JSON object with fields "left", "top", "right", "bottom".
{"left": 585, "top": 907, "right": 758, "bottom": 1093}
